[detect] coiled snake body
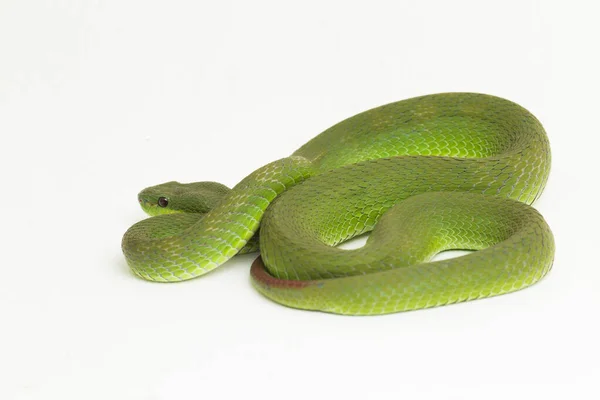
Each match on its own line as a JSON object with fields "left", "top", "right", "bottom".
{"left": 122, "top": 93, "right": 554, "bottom": 315}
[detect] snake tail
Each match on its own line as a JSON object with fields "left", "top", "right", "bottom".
{"left": 251, "top": 192, "right": 554, "bottom": 315}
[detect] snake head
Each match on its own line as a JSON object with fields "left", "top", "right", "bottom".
{"left": 137, "top": 181, "right": 231, "bottom": 216}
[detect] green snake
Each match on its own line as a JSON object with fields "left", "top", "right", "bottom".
{"left": 122, "top": 92, "right": 554, "bottom": 315}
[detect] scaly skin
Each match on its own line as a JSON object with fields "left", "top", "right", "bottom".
{"left": 122, "top": 92, "right": 554, "bottom": 314}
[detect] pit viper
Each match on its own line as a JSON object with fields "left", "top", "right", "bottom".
{"left": 122, "top": 92, "right": 554, "bottom": 315}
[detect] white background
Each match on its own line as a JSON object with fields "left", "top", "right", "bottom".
{"left": 2, "top": 1, "right": 598, "bottom": 399}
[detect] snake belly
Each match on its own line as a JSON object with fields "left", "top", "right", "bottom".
{"left": 122, "top": 92, "right": 554, "bottom": 315}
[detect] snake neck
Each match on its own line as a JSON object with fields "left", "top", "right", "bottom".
{"left": 123, "top": 156, "right": 315, "bottom": 281}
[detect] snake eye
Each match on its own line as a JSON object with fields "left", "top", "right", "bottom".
{"left": 157, "top": 197, "right": 169, "bottom": 207}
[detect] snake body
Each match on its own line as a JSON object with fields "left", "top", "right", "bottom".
{"left": 122, "top": 93, "right": 554, "bottom": 315}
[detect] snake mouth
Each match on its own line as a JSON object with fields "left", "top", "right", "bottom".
{"left": 138, "top": 198, "right": 184, "bottom": 217}
{"left": 138, "top": 198, "right": 161, "bottom": 216}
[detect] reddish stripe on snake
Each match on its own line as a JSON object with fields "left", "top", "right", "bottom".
{"left": 250, "top": 256, "right": 316, "bottom": 289}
